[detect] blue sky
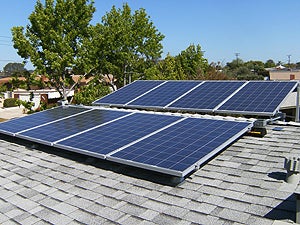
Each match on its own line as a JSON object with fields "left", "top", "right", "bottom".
{"left": 1, "top": 0, "right": 300, "bottom": 70}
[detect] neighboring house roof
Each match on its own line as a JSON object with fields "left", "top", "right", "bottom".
{"left": 0, "top": 122, "right": 299, "bottom": 224}
{"left": 71, "top": 75, "right": 94, "bottom": 85}
{"left": 0, "top": 77, "right": 26, "bottom": 85}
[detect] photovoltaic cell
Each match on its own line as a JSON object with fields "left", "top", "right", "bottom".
{"left": 54, "top": 113, "right": 180, "bottom": 157}
{"left": 127, "top": 81, "right": 201, "bottom": 108}
{"left": 0, "top": 106, "right": 89, "bottom": 135}
{"left": 108, "top": 117, "right": 251, "bottom": 176}
{"left": 93, "top": 80, "right": 164, "bottom": 106}
{"left": 17, "top": 109, "right": 129, "bottom": 144}
{"left": 168, "top": 81, "right": 245, "bottom": 111}
{"left": 216, "top": 81, "right": 298, "bottom": 115}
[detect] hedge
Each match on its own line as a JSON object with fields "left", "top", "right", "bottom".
{"left": 3, "top": 98, "right": 19, "bottom": 108}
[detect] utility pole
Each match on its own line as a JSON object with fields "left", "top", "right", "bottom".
{"left": 287, "top": 54, "right": 291, "bottom": 69}
{"left": 235, "top": 53, "right": 240, "bottom": 66}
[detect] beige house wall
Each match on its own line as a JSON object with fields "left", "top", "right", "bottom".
{"left": 269, "top": 70, "right": 300, "bottom": 80}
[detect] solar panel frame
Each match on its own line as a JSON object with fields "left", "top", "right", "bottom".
{"left": 107, "top": 118, "right": 252, "bottom": 177}
{"left": 215, "top": 81, "right": 298, "bottom": 116}
{"left": 0, "top": 106, "right": 91, "bottom": 136}
{"left": 93, "top": 80, "right": 165, "bottom": 107}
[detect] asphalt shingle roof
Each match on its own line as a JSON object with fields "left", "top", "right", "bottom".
{"left": 0, "top": 123, "right": 299, "bottom": 224}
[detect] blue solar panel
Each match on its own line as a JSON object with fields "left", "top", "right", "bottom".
{"left": 17, "top": 109, "right": 130, "bottom": 144}
{"left": 108, "top": 118, "right": 252, "bottom": 176}
{"left": 127, "top": 81, "right": 201, "bottom": 108}
{"left": 0, "top": 106, "right": 89, "bottom": 135}
{"left": 168, "top": 81, "right": 246, "bottom": 111}
{"left": 216, "top": 81, "right": 298, "bottom": 116}
{"left": 54, "top": 113, "right": 180, "bottom": 158}
{"left": 93, "top": 80, "right": 164, "bottom": 106}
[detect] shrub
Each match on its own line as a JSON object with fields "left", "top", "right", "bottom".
{"left": 3, "top": 98, "right": 19, "bottom": 108}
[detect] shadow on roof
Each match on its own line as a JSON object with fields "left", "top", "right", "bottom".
{"left": 265, "top": 194, "right": 295, "bottom": 222}
{"left": 268, "top": 171, "right": 286, "bottom": 181}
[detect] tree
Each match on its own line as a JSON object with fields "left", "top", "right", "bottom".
{"left": 11, "top": 0, "right": 95, "bottom": 101}
{"left": 3, "top": 63, "right": 26, "bottom": 74}
{"left": 176, "top": 44, "right": 208, "bottom": 79}
{"left": 225, "top": 59, "right": 244, "bottom": 71}
{"left": 147, "top": 54, "right": 185, "bottom": 80}
{"left": 72, "top": 77, "right": 110, "bottom": 105}
{"left": 82, "top": 3, "right": 164, "bottom": 87}
{"left": 264, "top": 59, "right": 276, "bottom": 68}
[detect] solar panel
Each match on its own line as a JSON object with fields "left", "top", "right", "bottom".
{"left": 216, "top": 81, "right": 298, "bottom": 116}
{"left": 107, "top": 117, "right": 252, "bottom": 177}
{"left": 54, "top": 113, "right": 180, "bottom": 159}
{"left": 0, "top": 106, "right": 89, "bottom": 135}
{"left": 17, "top": 109, "right": 130, "bottom": 145}
{"left": 168, "top": 81, "right": 246, "bottom": 112}
{"left": 0, "top": 104, "right": 253, "bottom": 178}
{"left": 126, "top": 81, "right": 201, "bottom": 108}
{"left": 93, "top": 80, "right": 164, "bottom": 106}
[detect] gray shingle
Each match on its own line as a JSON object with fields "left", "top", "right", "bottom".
{"left": 68, "top": 209, "right": 107, "bottom": 224}
{"left": 51, "top": 202, "right": 78, "bottom": 214}
{"left": 119, "top": 202, "right": 147, "bottom": 217}
{"left": 117, "top": 215, "right": 144, "bottom": 225}
{"left": 152, "top": 213, "right": 182, "bottom": 225}
{"left": 217, "top": 208, "right": 251, "bottom": 223}
{"left": 18, "top": 215, "right": 41, "bottom": 225}
{"left": 65, "top": 196, "right": 94, "bottom": 210}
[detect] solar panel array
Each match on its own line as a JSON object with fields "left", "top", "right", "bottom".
{"left": 94, "top": 80, "right": 298, "bottom": 116}
{"left": 0, "top": 105, "right": 252, "bottom": 177}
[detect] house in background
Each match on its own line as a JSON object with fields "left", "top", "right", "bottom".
{"left": 12, "top": 88, "right": 74, "bottom": 109}
{"left": 267, "top": 67, "right": 300, "bottom": 121}
{"left": 268, "top": 67, "right": 300, "bottom": 81}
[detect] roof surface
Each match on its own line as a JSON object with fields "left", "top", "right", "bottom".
{"left": 0, "top": 123, "right": 299, "bottom": 224}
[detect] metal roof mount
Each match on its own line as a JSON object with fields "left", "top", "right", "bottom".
{"left": 249, "top": 119, "right": 268, "bottom": 137}
{"left": 284, "top": 156, "right": 300, "bottom": 184}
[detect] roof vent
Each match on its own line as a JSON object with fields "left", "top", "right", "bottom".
{"left": 284, "top": 156, "right": 300, "bottom": 184}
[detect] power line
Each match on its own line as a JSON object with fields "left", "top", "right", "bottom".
{"left": 0, "top": 35, "right": 12, "bottom": 39}
{"left": 0, "top": 43, "right": 13, "bottom": 46}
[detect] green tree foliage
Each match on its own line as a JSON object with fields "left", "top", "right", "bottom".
{"left": 201, "top": 63, "right": 230, "bottom": 80}
{"left": 148, "top": 54, "right": 185, "bottom": 80}
{"left": 145, "top": 44, "right": 209, "bottom": 80}
{"left": 264, "top": 59, "right": 276, "bottom": 68}
{"left": 224, "top": 59, "right": 267, "bottom": 80}
{"left": 72, "top": 78, "right": 110, "bottom": 105}
{"left": 11, "top": 0, "right": 95, "bottom": 100}
{"left": 81, "top": 3, "right": 164, "bottom": 87}
{"left": 3, "top": 98, "right": 19, "bottom": 108}
{"left": 3, "top": 63, "right": 26, "bottom": 76}
{"left": 176, "top": 44, "right": 209, "bottom": 79}
{"left": 225, "top": 59, "right": 244, "bottom": 71}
